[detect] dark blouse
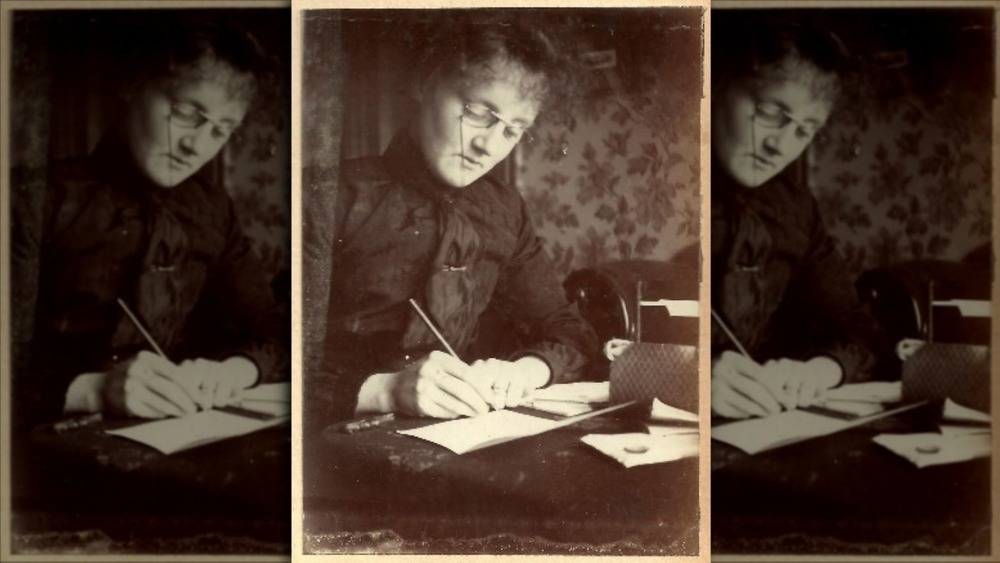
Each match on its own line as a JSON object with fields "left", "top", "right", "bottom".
{"left": 16, "top": 133, "right": 288, "bottom": 424}
{"left": 313, "top": 131, "right": 599, "bottom": 423}
{"left": 711, "top": 161, "right": 879, "bottom": 383}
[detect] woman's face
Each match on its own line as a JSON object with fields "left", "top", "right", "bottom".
{"left": 713, "top": 59, "right": 834, "bottom": 188}
{"left": 124, "top": 64, "right": 250, "bottom": 188}
{"left": 413, "top": 58, "right": 541, "bottom": 189}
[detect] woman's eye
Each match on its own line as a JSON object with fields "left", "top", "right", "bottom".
{"left": 503, "top": 127, "right": 520, "bottom": 141}
{"left": 463, "top": 105, "right": 493, "bottom": 125}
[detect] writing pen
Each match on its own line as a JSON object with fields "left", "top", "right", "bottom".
{"left": 341, "top": 413, "right": 396, "bottom": 433}
{"left": 408, "top": 298, "right": 460, "bottom": 359}
{"left": 53, "top": 412, "right": 104, "bottom": 434}
{"left": 710, "top": 308, "right": 752, "bottom": 360}
{"left": 118, "top": 298, "right": 207, "bottom": 412}
{"left": 117, "top": 298, "right": 169, "bottom": 360}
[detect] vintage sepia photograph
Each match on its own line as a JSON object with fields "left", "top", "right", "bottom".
{"left": 298, "top": 6, "right": 707, "bottom": 557}
{"left": 709, "top": 7, "right": 994, "bottom": 556}
{"left": 3, "top": 6, "right": 291, "bottom": 556}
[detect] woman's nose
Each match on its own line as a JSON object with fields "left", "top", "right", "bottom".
{"left": 761, "top": 126, "right": 795, "bottom": 156}
{"left": 177, "top": 125, "right": 212, "bottom": 157}
{"left": 470, "top": 124, "right": 506, "bottom": 157}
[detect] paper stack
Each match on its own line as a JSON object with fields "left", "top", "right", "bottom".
{"left": 582, "top": 398, "right": 699, "bottom": 468}
{"left": 873, "top": 398, "right": 991, "bottom": 468}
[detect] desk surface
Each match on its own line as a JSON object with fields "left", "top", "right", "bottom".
{"left": 711, "top": 401, "right": 991, "bottom": 555}
{"left": 12, "top": 416, "right": 290, "bottom": 554}
{"left": 304, "top": 406, "right": 700, "bottom": 556}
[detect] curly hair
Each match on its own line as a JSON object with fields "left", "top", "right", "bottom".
{"left": 713, "top": 12, "right": 850, "bottom": 106}
{"left": 122, "top": 18, "right": 272, "bottom": 106}
{"left": 412, "top": 13, "right": 575, "bottom": 114}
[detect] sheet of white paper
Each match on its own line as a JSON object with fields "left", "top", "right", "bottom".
{"left": 650, "top": 398, "right": 698, "bottom": 423}
{"left": 942, "top": 398, "right": 990, "bottom": 423}
{"left": 711, "top": 402, "right": 924, "bottom": 455}
{"left": 528, "top": 400, "right": 595, "bottom": 417}
{"left": 816, "top": 399, "right": 887, "bottom": 417}
{"left": 939, "top": 424, "right": 991, "bottom": 437}
{"left": 106, "top": 410, "right": 288, "bottom": 454}
{"left": 931, "top": 299, "right": 991, "bottom": 318}
{"left": 399, "top": 410, "right": 559, "bottom": 454}
{"left": 645, "top": 424, "right": 700, "bottom": 438}
{"left": 581, "top": 432, "right": 699, "bottom": 468}
{"left": 873, "top": 432, "right": 992, "bottom": 467}
{"left": 823, "top": 381, "right": 902, "bottom": 403}
{"left": 531, "top": 381, "right": 609, "bottom": 404}
{"left": 240, "top": 382, "right": 290, "bottom": 403}
{"left": 639, "top": 299, "right": 700, "bottom": 318}
{"left": 238, "top": 399, "right": 291, "bottom": 417}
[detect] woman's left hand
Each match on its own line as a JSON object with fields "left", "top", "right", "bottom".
{"left": 172, "top": 356, "right": 260, "bottom": 410}
{"left": 759, "top": 356, "right": 843, "bottom": 411}
{"left": 467, "top": 356, "right": 551, "bottom": 411}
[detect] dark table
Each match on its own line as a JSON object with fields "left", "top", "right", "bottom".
{"left": 711, "top": 401, "right": 991, "bottom": 555}
{"left": 10, "top": 415, "right": 290, "bottom": 554}
{"left": 303, "top": 405, "right": 701, "bottom": 556}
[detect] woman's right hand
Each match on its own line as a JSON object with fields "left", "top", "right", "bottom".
{"left": 101, "top": 351, "right": 201, "bottom": 418}
{"left": 387, "top": 351, "right": 493, "bottom": 419}
{"left": 65, "top": 351, "right": 201, "bottom": 418}
{"left": 711, "top": 350, "right": 784, "bottom": 419}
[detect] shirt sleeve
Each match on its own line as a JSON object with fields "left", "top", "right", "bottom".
{"left": 193, "top": 196, "right": 289, "bottom": 384}
{"left": 775, "top": 194, "right": 881, "bottom": 384}
{"left": 492, "top": 198, "right": 600, "bottom": 385}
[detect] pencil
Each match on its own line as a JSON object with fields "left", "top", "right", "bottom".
{"left": 710, "top": 308, "right": 752, "bottom": 360}
{"left": 408, "top": 298, "right": 460, "bottom": 359}
{"left": 117, "top": 298, "right": 169, "bottom": 359}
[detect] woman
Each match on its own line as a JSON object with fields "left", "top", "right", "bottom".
{"left": 710, "top": 16, "right": 881, "bottom": 419}
{"left": 16, "top": 20, "right": 288, "bottom": 424}
{"left": 314, "top": 18, "right": 599, "bottom": 422}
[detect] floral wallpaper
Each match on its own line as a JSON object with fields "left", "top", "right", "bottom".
{"left": 518, "top": 21, "right": 702, "bottom": 281}
{"left": 224, "top": 95, "right": 292, "bottom": 289}
{"left": 807, "top": 31, "right": 992, "bottom": 282}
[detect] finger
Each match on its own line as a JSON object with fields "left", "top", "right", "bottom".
{"left": 174, "top": 360, "right": 210, "bottom": 411}
{"left": 468, "top": 359, "right": 501, "bottom": 410}
{"left": 429, "top": 350, "right": 471, "bottom": 377}
{"left": 137, "top": 350, "right": 179, "bottom": 379}
{"left": 135, "top": 367, "right": 199, "bottom": 415}
{"left": 506, "top": 374, "right": 527, "bottom": 408}
{"left": 785, "top": 381, "right": 803, "bottom": 410}
{"left": 490, "top": 365, "right": 511, "bottom": 410}
{"left": 723, "top": 370, "right": 783, "bottom": 416}
{"left": 453, "top": 356, "right": 498, "bottom": 406}
{"left": 722, "top": 350, "right": 766, "bottom": 379}
{"left": 798, "top": 375, "right": 822, "bottom": 408}
{"left": 136, "top": 353, "right": 203, "bottom": 412}
{"left": 215, "top": 372, "right": 238, "bottom": 407}
{"left": 757, "top": 361, "right": 793, "bottom": 411}
{"left": 428, "top": 368, "right": 490, "bottom": 416}
{"left": 201, "top": 370, "right": 224, "bottom": 408}
{"left": 713, "top": 385, "right": 760, "bottom": 419}
{"left": 419, "top": 378, "right": 476, "bottom": 418}
{"left": 127, "top": 379, "right": 184, "bottom": 418}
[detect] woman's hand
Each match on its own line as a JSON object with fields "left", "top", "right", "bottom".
{"left": 358, "top": 351, "right": 490, "bottom": 419}
{"left": 759, "top": 356, "right": 843, "bottom": 411}
{"left": 466, "top": 356, "right": 552, "bottom": 410}
{"left": 172, "top": 356, "right": 260, "bottom": 411}
{"left": 712, "top": 351, "right": 844, "bottom": 419}
{"left": 711, "top": 350, "right": 783, "bottom": 419}
{"left": 64, "top": 350, "right": 202, "bottom": 418}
